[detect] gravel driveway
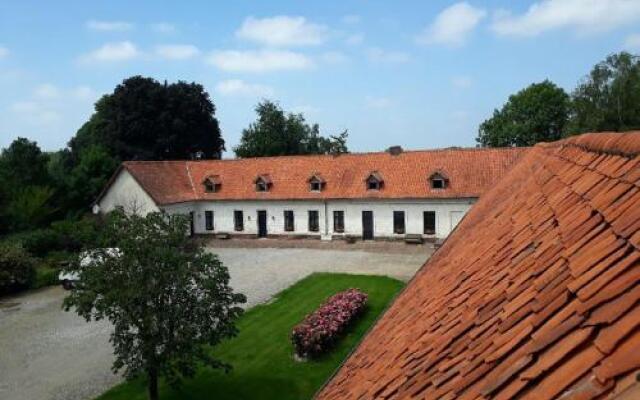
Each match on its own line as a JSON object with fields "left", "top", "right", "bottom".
{"left": 0, "top": 245, "right": 430, "bottom": 400}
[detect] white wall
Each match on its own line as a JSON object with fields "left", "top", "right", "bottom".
{"left": 97, "top": 170, "right": 160, "bottom": 215}
{"left": 163, "top": 198, "right": 475, "bottom": 239}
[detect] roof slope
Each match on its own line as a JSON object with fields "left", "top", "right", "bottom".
{"left": 120, "top": 147, "right": 526, "bottom": 205}
{"left": 316, "top": 132, "right": 640, "bottom": 400}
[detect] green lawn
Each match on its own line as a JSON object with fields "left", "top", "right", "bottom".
{"left": 97, "top": 273, "right": 404, "bottom": 400}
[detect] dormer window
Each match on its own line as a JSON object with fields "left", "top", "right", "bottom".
{"left": 254, "top": 175, "right": 272, "bottom": 192}
{"left": 202, "top": 175, "right": 221, "bottom": 193}
{"left": 308, "top": 173, "right": 325, "bottom": 192}
{"left": 365, "top": 172, "right": 384, "bottom": 191}
{"left": 429, "top": 171, "right": 449, "bottom": 190}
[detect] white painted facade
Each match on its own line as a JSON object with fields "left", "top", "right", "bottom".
{"left": 97, "top": 169, "right": 476, "bottom": 240}
{"left": 97, "top": 170, "right": 159, "bottom": 215}
{"left": 162, "top": 198, "right": 475, "bottom": 239}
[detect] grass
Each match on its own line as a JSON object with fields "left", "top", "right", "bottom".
{"left": 33, "top": 265, "right": 58, "bottom": 289}
{"left": 97, "top": 273, "right": 404, "bottom": 400}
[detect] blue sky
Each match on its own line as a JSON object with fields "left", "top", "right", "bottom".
{"left": 1, "top": 0, "right": 640, "bottom": 156}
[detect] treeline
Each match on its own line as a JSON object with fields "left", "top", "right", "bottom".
{"left": 477, "top": 52, "right": 640, "bottom": 147}
{"left": 0, "top": 77, "right": 348, "bottom": 238}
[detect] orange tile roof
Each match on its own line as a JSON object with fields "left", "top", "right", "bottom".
{"left": 315, "top": 131, "right": 640, "bottom": 400}
{"left": 116, "top": 147, "right": 527, "bottom": 205}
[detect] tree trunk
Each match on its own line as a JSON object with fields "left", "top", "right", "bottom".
{"left": 148, "top": 368, "right": 159, "bottom": 400}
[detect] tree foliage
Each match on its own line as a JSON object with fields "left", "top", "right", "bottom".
{"left": 234, "top": 100, "right": 348, "bottom": 158}
{"left": 70, "top": 76, "right": 225, "bottom": 162}
{"left": 566, "top": 52, "right": 640, "bottom": 135}
{"left": 63, "top": 209, "right": 246, "bottom": 400}
{"left": 477, "top": 80, "right": 570, "bottom": 147}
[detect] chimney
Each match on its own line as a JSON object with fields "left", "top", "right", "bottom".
{"left": 387, "top": 145, "right": 403, "bottom": 156}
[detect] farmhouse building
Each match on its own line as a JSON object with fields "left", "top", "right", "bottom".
{"left": 315, "top": 132, "right": 640, "bottom": 399}
{"left": 94, "top": 146, "right": 526, "bottom": 240}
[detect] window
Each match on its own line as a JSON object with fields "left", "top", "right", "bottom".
{"left": 308, "top": 210, "right": 319, "bottom": 232}
{"left": 256, "top": 180, "right": 268, "bottom": 192}
{"left": 284, "top": 210, "right": 295, "bottom": 232}
{"left": 429, "top": 172, "right": 448, "bottom": 189}
{"left": 393, "top": 211, "right": 405, "bottom": 234}
{"left": 333, "top": 211, "right": 345, "bottom": 233}
{"left": 424, "top": 211, "right": 436, "bottom": 234}
{"left": 205, "top": 211, "right": 214, "bottom": 231}
{"left": 203, "top": 176, "right": 220, "bottom": 193}
{"left": 310, "top": 180, "right": 322, "bottom": 192}
{"left": 367, "top": 179, "right": 380, "bottom": 190}
{"left": 431, "top": 179, "right": 445, "bottom": 189}
{"left": 234, "top": 210, "right": 244, "bottom": 232}
{"left": 365, "top": 172, "right": 383, "bottom": 191}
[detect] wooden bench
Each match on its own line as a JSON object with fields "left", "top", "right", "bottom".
{"left": 404, "top": 234, "right": 423, "bottom": 244}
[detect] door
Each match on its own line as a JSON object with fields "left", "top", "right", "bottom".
{"left": 189, "top": 211, "right": 195, "bottom": 237}
{"left": 362, "top": 211, "right": 374, "bottom": 240}
{"left": 450, "top": 211, "right": 464, "bottom": 233}
{"left": 257, "top": 210, "right": 268, "bottom": 238}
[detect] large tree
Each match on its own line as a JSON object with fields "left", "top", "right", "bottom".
{"left": 566, "top": 52, "right": 640, "bottom": 135}
{"left": 234, "top": 100, "right": 348, "bottom": 158}
{"left": 63, "top": 209, "right": 246, "bottom": 400}
{"left": 477, "top": 80, "right": 570, "bottom": 147}
{"left": 69, "top": 76, "right": 225, "bottom": 161}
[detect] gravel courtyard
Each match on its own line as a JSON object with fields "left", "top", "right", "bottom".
{"left": 0, "top": 243, "right": 430, "bottom": 400}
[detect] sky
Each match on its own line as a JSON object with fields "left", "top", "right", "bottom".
{"left": 1, "top": 0, "right": 640, "bottom": 157}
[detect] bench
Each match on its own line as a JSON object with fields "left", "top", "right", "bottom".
{"left": 404, "top": 234, "right": 423, "bottom": 244}
{"left": 216, "top": 232, "right": 231, "bottom": 240}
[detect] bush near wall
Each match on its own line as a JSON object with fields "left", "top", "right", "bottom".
{"left": 0, "top": 243, "right": 36, "bottom": 294}
{"left": 291, "top": 288, "right": 368, "bottom": 358}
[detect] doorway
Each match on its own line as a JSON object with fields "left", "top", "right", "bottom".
{"left": 189, "top": 211, "right": 195, "bottom": 237}
{"left": 362, "top": 211, "right": 374, "bottom": 240}
{"left": 257, "top": 210, "right": 268, "bottom": 238}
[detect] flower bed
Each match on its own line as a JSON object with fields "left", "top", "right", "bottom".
{"left": 291, "top": 288, "right": 368, "bottom": 358}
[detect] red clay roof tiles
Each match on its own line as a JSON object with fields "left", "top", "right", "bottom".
{"left": 112, "top": 147, "right": 527, "bottom": 205}
{"left": 315, "top": 131, "right": 640, "bottom": 400}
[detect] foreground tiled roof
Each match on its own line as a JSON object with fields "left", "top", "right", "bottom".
{"left": 114, "top": 147, "right": 526, "bottom": 205}
{"left": 316, "top": 132, "right": 640, "bottom": 400}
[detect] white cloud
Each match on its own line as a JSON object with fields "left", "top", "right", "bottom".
{"left": 624, "top": 33, "right": 640, "bottom": 51}
{"left": 364, "top": 96, "right": 392, "bottom": 109}
{"left": 492, "top": 0, "right": 640, "bottom": 37}
{"left": 10, "top": 101, "right": 61, "bottom": 125}
{"left": 72, "top": 86, "right": 97, "bottom": 101}
{"left": 206, "top": 49, "right": 313, "bottom": 72}
{"left": 215, "top": 79, "right": 274, "bottom": 97}
{"left": 0, "top": 46, "right": 8, "bottom": 58}
{"left": 451, "top": 76, "right": 473, "bottom": 89}
{"left": 416, "top": 2, "right": 486, "bottom": 46}
{"left": 151, "top": 22, "right": 176, "bottom": 34}
{"left": 345, "top": 33, "right": 364, "bottom": 45}
{"left": 86, "top": 20, "right": 133, "bottom": 32}
{"left": 34, "top": 83, "right": 60, "bottom": 99}
{"left": 79, "top": 41, "right": 139, "bottom": 63}
{"left": 342, "top": 15, "right": 361, "bottom": 24}
{"left": 366, "top": 47, "right": 410, "bottom": 64}
{"left": 320, "top": 51, "right": 349, "bottom": 64}
{"left": 236, "top": 16, "right": 328, "bottom": 47}
{"left": 155, "top": 44, "right": 200, "bottom": 60}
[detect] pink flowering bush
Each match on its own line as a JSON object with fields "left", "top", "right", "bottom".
{"left": 291, "top": 288, "right": 368, "bottom": 358}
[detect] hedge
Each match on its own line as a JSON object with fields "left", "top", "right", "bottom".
{"left": 291, "top": 288, "right": 368, "bottom": 358}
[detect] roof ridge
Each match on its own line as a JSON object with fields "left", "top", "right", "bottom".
{"left": 537, "top": 131, "right": 640, "bottom": 157}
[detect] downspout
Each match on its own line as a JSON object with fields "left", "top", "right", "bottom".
{"left": 324, "top": 200, "right": 329, "bottom": 238}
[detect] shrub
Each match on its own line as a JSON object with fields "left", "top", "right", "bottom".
{"left": 22, "top": 229, "right": 65, "bottom": 257}
{"left": 0, "top": 243, "right": 36, "bottom": 293}
{"left": 33, "top": 266, "right": 59, "bottom": 289}
{"left": 291, "top": 288, "right": 368, "bottom": 358}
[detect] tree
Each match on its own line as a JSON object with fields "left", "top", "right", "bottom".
{"left": 69, "top": 76, "right": 225, "bottom": 161}
{"left": 477, "top": 80, "right": 570, "bottom": 147}
{"left": 566, "top": 52, "right": 640, "bottom": 135}
{"left": 66, "top": 145, "right": 119, "bottom": 214}
{"left": 0, "top": 137, "right": 49, "bottom": 188}
{"left": 234, "top": 100, "right": 349, "bottom": 157}
{"left": 63, "top": 209, "right": 246, "bottom": 400}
